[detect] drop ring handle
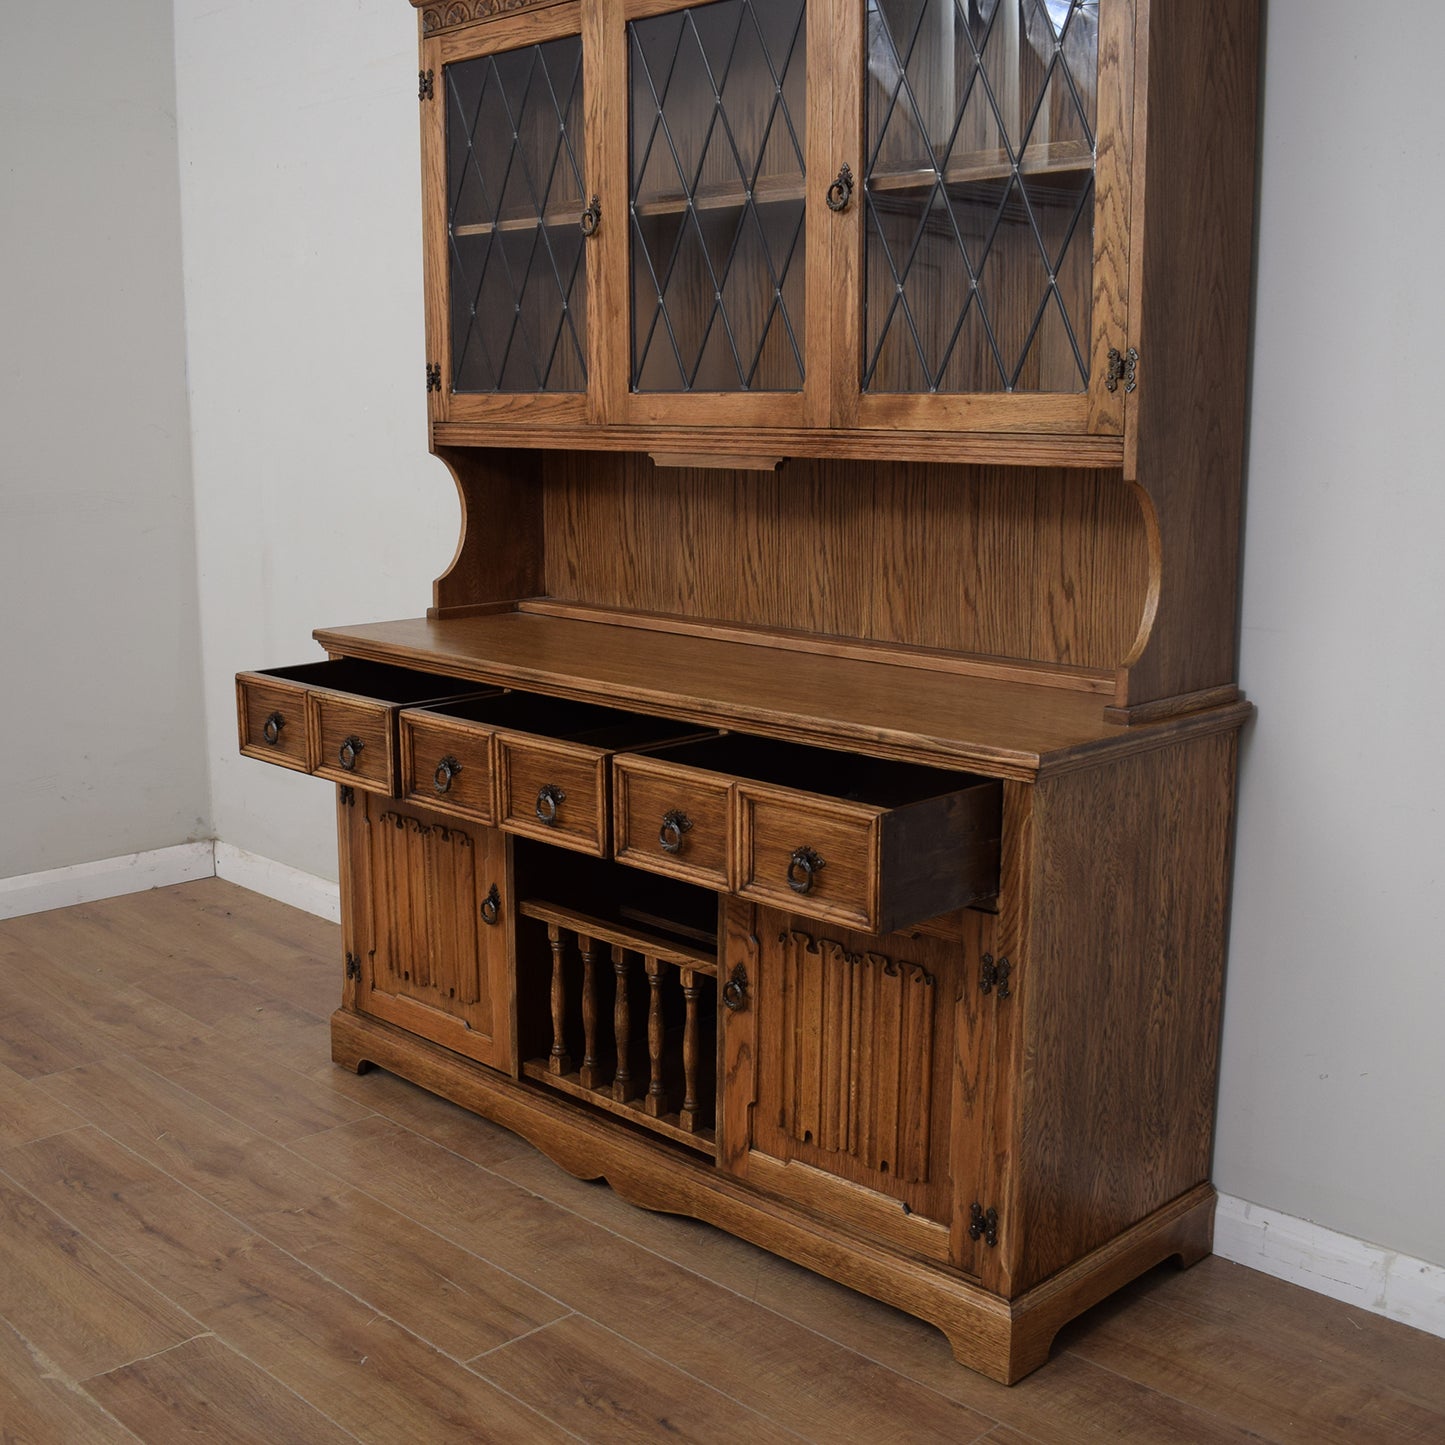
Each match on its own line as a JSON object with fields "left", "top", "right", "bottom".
{"left": 338, "top": 736, "right": 365, "bottom": 772}
{"left": 535, "top": 783, "right": 566, "bottom": 826}
{"left": 826, "top": 163, "right": 854, "bottom": 212}
{"left": 659, "top": 809, "right": 693, "bottom": 855}
{"left": 580, "top": 195, "right": 601, "bottom": 237}
{"left": 262, "top": 712, "right": 285, "bottom": 746}
{"left": 480, "top": 884, "right": 501, "bottom": 927}
{"left": 433, "top": 756, "right": 462, "bottom": 794}
{"left": 787, "top": 846, "right": 825, "bottom": 895}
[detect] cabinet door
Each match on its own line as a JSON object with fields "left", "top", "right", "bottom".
{"left": 590, "top": 0, "right": 835, "bottom": 429}
{"left": 351, "top": 795, "right": 515, "bottom": 1074}
{"left": 719, "top": 901, "right": 997, "bottom": 1274}
{"left": 421, "top": 5, "right": 599, "bottom": 427}
{"left": 834, "top": 0, "right": 1136, "bottom": 436}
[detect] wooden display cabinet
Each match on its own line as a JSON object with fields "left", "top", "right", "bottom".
{"left": 237, "top": 0, "right": 1259, "bottom": 1382}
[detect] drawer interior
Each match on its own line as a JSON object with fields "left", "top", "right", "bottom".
{"left": 416, "top": 691, "right": 704, "bottom": 751}
{"left": 636, "top": 733, "right": 991, "bottom": 809}
{"left": 257, "top": 658, "right": 487, "bottom": 705}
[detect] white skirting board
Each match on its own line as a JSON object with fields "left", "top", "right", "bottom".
{"left": 2, "top": 841, "right": 1441, "bottom": 1340}
{"left": 213, "top": 841, "right": 341, "bottom": 922}
{"left": 1214, "top": 1194, "right": 1445, "bottom": 1340}
{"left": 0, "top": 841, "right": 216, "bottom": 921}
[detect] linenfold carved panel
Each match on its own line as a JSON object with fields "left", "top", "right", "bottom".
{"left": 420, "top": 0, "right": 565, "bottom": 35}
{"left": 776, "top": 928, "right": 937, "bottom": 1184}
{"left": 374, "top": 810, "right": 484, "bottom": 1014}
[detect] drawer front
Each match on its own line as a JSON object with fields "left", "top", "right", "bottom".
{"left": 737, "top": 785, "right": 882, "bottom": 932}
{"left": 310, "top": 694, "right": 398, "bottom": 794}
{"left": 401, "top": 714, "right": 497, "bottom": 825}
{"left": 497, "top": 734, "right": 610, "bottom": 856}
{"left": 613, "top": 755, "right": 732, "bottom": 889}
{"left": 236, "top": 675, "right": 309, "bottom": 772}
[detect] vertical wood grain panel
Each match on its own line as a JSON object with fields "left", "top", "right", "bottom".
{"left": 542, "top": 452, "right": 1147, "bottom": 668}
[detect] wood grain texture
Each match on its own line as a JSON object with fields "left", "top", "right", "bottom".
{"left": 86, "top": 1335, "right": 355, "bottom": 1445}
{"left": 429, "top": 448, "right": 545, "bottom": 613}
{"left": 1116, "top": 0, "right": 1259, "bottom": 708}
{"left": 541, "top": 451, "right": 1150, "bottom": 669}
{"left": 432, "top": 418, "right": 1126, "bottom": 466}
{"left": 1008, "top": 731, "right": 1240, "bottom": 1295}
{"left": 355, "top": 794, "right": 514, "bottom": 1071}
{"left": 312, "top": 611, "right": 1252, "bottom": 779}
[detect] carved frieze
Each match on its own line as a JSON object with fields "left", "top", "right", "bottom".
{"left": 419, "top": 0, "right": 566, "bottom": 36}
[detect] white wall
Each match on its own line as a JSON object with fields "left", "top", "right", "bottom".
{"left": 171, "top": 0, "right": 1445, "bottom": 1275}
{"left": 0, "top": 2, "right": 208, "bottom": 879}
{"left": 1216, "top": 0, "right": 1445, "bottom": 1271}
{"left": 175, "top": 0, "right": 457, "bottom": 880}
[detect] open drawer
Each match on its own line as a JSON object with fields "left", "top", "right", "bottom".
{"left": 235, "top": 659, "right": 491, "bottom": 796}
{"left": 399, "top": 693, "right": 709, "bottom": 857}
{"left": 613, "top": 734, "right": 1002, "bottom": 934}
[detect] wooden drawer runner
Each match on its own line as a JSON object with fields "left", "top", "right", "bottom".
{"left": 235, "top": 659, "right": 488, "bottom": 795}
{"left": 400, "top": 693, "right": 708, "bottom": 857}
{"left": 614, "top": 734, "right": 1001, "bottom": 934}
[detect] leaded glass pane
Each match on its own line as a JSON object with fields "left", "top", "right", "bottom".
{"left": 630, "top": 0, "right": 807, "bottom": 393}
{"left": 863, "top": 0, "right": 1098, "bottom": 394}
{"left": 446, "top": 39, "right": 587, "bottom": 394}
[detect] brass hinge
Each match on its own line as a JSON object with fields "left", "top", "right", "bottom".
{"left": 339, "top": 785, "right": 355, "bottom": 808}
{"left": 419, "top": 68, "right": 434, "bottom": 101}
{"left": 426, "top": 362, "right": 443, "bottom": 393}
{"left": 344, "top": 952, "right": 361, "bottom": 981}
{"left": 968, "top": 1203, "right": 1000, "bottom": 1248}
{"left": 1105, "top": 345, "right": 1140, "bottom": 395}
{"left": 979, "top": 953, "right": 1012, "bottom": 999}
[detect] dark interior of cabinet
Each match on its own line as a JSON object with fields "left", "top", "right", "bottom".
{"left": 435, "top": 447, "right": 1150, "bottom": 683}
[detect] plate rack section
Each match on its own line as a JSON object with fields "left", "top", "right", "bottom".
{"left": 518, "top": 899, "right": 718, "bottom": 1156}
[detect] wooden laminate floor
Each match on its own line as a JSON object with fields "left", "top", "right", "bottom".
{"left": 1, "top": 880, "right": 1442, "bottom": 1444}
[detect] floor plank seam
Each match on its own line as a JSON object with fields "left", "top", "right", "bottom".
{"left": 0, "top": 1311, "right": 148, "bottom": 1443}
{"left": 83, "top": 1329, "right": 216, "bottom": 1382}
{"left": 465, "top": 1310, "right": 579, "bottom": 1363}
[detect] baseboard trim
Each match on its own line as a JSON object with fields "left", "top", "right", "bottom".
{"left": 0, "top": 841, "right": 217, "bottom": 921}
{"left": 214, "top": 842, "right": 340, "bottom": 923}
{"left": 1214, "top": 1193, "right": 1445, "bottom": 1339}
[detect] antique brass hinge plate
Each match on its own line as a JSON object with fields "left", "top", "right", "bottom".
{"left": 979, "top": 953, "right": 1012, "bottom": 999}
{"left": 426, "top": 362, "right": 443, "bottom": 393}
{"left": 1105, "top": 345, "right": 1140, "bottom": 395}
{"left": 344, "top": 952, "right": 362, "bottom": 981}
{"left": 419, "top": 68, "right": 435, "bottom": 101}
{"left": 968, "top": 1203, "right": 1000, "bottom": 1248}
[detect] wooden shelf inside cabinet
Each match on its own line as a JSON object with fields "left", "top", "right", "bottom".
{"left": 312, "top": 612, "right": 1252, "bottom": 780}
{"left": 866, "top": 140, "right": 1096, "bottom": 196}
{"left": 452, "top": 210, "right": 584, "bottom": 238}
{"left": 633, "top": 171, "right": 806, "bottom": 220}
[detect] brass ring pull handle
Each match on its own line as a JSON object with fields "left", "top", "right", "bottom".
{"left": 826, "top": 163, "right": 854, "bottom": 212}
{"left": 580, "top": 195, "right": 601, "bottom": 237}
{"left": 433, "top": 756, "right": 462, "bottom": 794}
{"left": 535, "top": 783, "right": 566, "bottom": 826}
{"left": 722, "top": 964, "right": 749, "bottom": 1013}
{"left": 338, "top": 736, "right": 365, "bottom": 772}
{"left": 262, "top": 712, "right": 285, "bottom": 746}
{"left": 659, "top": 809, "right": 693, "bottom": 854}
{"left": 480, "top": 883, "right": 501, "bottom": 927}
{"left": 787, "top": 845, "right": 825, "bottom": 895}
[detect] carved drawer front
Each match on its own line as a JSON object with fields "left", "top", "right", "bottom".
{"left": 235, "top": 659, "right": 489, "bottom": 794}
{"left": 408, "top": 692, "right": 706, "bottom": 856}
{"left": 620, "top": 735, "right": 1002, "bottom": 935}
{"left": 612, "top": 753, "right": 732, "bottom": 890}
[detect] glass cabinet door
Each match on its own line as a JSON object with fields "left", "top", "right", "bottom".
{"left": 599, "top": 0, "right": 834, "bottom": 429}
{"left": 839, "top": 0, "right": 1135, "bottom": 435}
{"left": 420, "top": 8, "right": 598, "bottom": 426}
